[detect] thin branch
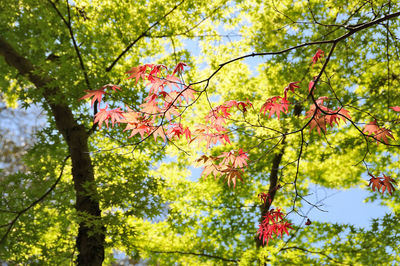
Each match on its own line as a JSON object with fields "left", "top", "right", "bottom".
{"left": 0, "top": 155, "right": 70, "bottom": 244}
{"left": 47, "top": 0, "right": 91, "bottom": 91}
{"left": 190, "top": 11, "right": 400, "bottom": 87}
{"left": 280, "top": 246, "right": 349, "bottom": 265}
{"left": 105, "top": 0, "right": 185, "bottom": 72}
{"left": 149, "top": 249, "right": 238, "bottom": 263}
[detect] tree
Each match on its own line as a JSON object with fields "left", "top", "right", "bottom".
{"left": 1, "top": 0, "right": 400, "bottom": 265}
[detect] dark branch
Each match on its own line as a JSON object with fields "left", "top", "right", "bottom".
{"left": 47, "top": 0, "right": 91, "bottom": 91}
{"left": 0, "top": 155, "right": 70, "bottom": 244}
{"left": 149, "top": 249, "right": 238, "bottom": 263}
{"left": 105, "top": 0, "right": 185, "bottom": 72}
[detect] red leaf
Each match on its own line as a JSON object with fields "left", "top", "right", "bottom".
{"left": 79, "top": 89, "right": 106, "bottom": 107}
{"left": 196, "top": 155, "right": 220, "bottom": 179}
{"left": 258, "top": 192, "right": 272, "bottom": 205}
{"left": 368, "top": 174, "right": 382, "bottom": 192}
{"left": 126, "top": 64, "right": 153, "bottom": 84}
{"left": 260, "top": 96, "right": 289, "bottom": 119}
{"left": 381, "top": 175, "right": 396, "bottom": 195}
{"left": 102, "top": 84, "right": 121, "bottom": 92}
{"left": 181, "top": 86, "right": 196, "bottom": 103}
{"left": 390, "top": 106, "right": 400, "bottom": 112}
{"left": 312, "top": 49, "right": 324, "bottom": 65}
{"left": 257, "top": 208, "right": 293, "bottom": 246}
{"left": 167, "top": 123, "right": 186, "bottom": 140}
{"left": 368, "top": 173, "right": 396, "bottom": 195}
{"left": 122, "top": 108, "right": 153, "bottom": 139}
{"left": 284, "top": 81, "right": 300, "bottom": 98}
{"left": 152, "top": 126, "right": 167, "bottom": 142}
{"left": 363, "top": 120, "right": 395, "bottom": 144}
{"left": 94, "top": 105, "right": 125, "bottom": 129}
{"left": 172, "top": 62, "right": 188, "bottom": 75}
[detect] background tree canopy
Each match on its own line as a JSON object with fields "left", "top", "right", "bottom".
{"left": 1, "top": 0, "right": 400, "bottom": 265}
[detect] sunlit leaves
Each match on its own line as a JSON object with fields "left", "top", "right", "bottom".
{"left": 363, "top": 120, "right": 394, "bottom": 144}
{"left": 260, "top": 96, "right": 289, "bottom": 119}
{"left": 305, "top": 97, "right": 351, "bottom": 135}
{"left": 368, "top": 173, "right": 396, "bottom": 195}
{"left": 257, "top": 208, "right": 293, "bottom": 246}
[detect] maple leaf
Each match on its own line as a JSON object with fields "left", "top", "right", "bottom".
{"left": 312, "top": 49, "right": 324, "bottom": 65}
{"left": 196, "top": 155, "right": 220, "bottom": 179}
{"left": 152, "top": 126, "right": 167, "bottom": 142}
{"left": 94, "top": 105, "right": 125, "bottom": 129}
{"left": 390, "top": 106, "right": 400, "bottom": 112}
{"left": 167, "top": 123, "right": 186, "bottom": 140}
{"left": 191, "top": 124, "right": 231, "bottom": 148}
{"left": 222, "top": 167, "right": 244, "bottom": 188}
{"left": 183, "top": 127, "right": 191, "bottom": 141}
{"left": 257, "top": 208, "right": 293, "bottom": 246}
{"left": 258, "top": 192, "right": 272, "bottom": 205}
{"left": 149, "top": 64, "right": 167, "bottom": 79}
{"left": 165, "top": 74, "right": 182, "bottom": 91}
{"left": 181, "top": 86, "right": 196, "bottom": 103}
{"left": 101, "top": 84, "right": 121, "bottom": 92}
{"left": 162, "top": 102, "right": 181, "bottom": 121}
{"left": 368, "top": 173, "right": 396, "bottom": 195}
{"left": 305, "top": 99, "right": 350, "bottom": 134}
{"left": 236, "top": 100, "right": 253, "bottom": 112}
{"left": 122, "top": 109, "right": 153, "bottom": 139}
{"left": 381, "top": 175, "right": 396, "bottom": 195}
{"left": 363, "top": 120, "right": 395, "bottom": 144}
{"left": 218, "top": 149, "right": 249, "bottom": 169}
{"left": 260, "top": 96, "right": 289, "bottom": 119}
{"left": 140, "top": 100, "right": 160, "bottom": 116}
{"left": 368, "top": 173, "right": 382, "bottom": 192}
{"left": 325, "top": 108, "right": 351, "bottom": 127}
{"left": 284, "top": 81, "right": 300, "bottom": 98}
{"left": 308, "top": 114, "right": 327, "bottom": 135}
{"left": 363, "top": 120, "right": 380, "bottom": 135}
{"left": 79, "top": 89, "right": 106, "bottom": 107}
{"left": 147, "top": 76, "right": 167, "bottom": 95}
{"left": 206, "top": 106, "right": 231, "bottom": 127}
{"left": 375, "top": 127, "right": 395, "bottom": 144}
{"left": 126, "top": 64, "right": 153, "bottom": 84}
{"left": 172, "top": 62, "right": 188, "bottom": 75}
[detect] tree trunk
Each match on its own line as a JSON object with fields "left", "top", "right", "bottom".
{"left": 0, "top": 38, "right": 105, "bottom": 265}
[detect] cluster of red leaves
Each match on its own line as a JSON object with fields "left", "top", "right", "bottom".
{"left": 193, "top": 100, "right": 251, "bottom": 149}
{"left": 259, "top": 80, "right": 298, "bottom": 120}
{"left": 260, "top": 96, "right": 289, "bottom": 119}
{"left": 80, "top": 63, "right": 195, "bottom": 144}
{"left": 361, "top": 106, "right": 399, "bottom": 144}
{"left": 363, "top": 120, "right": 395, "bottom": 144}
{"left": 258, "top": 192, "right": 272, "bottom": 206}
{"left": 257, "top": 208, "right": 293, "bottom": 246}
{"left": 305, "top": 97, "right": 351, "bottom": 135}
{"left": 368, "top": 173, "right": 396, "bottom": 195}
{"left": 196, "top": 149, "right": 249, "bottom": 187}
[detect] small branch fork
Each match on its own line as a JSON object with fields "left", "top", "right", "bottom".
{"left": 105, "top": 0, "right": 186, "bottom": 72}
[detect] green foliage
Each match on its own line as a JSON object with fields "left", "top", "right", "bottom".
{"left": 0, "top": 0, "right": 400, "bottom": 265}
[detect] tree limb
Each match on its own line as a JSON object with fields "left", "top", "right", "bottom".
{"left": 106, "top": 0, "right": 185, "bottom": 72}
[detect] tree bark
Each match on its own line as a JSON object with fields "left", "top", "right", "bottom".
{"left": 256, "top": 103, "right": 302, "bottom": 248}
{"left": 0, "top": 38, "right": 105, "bottom": 265}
